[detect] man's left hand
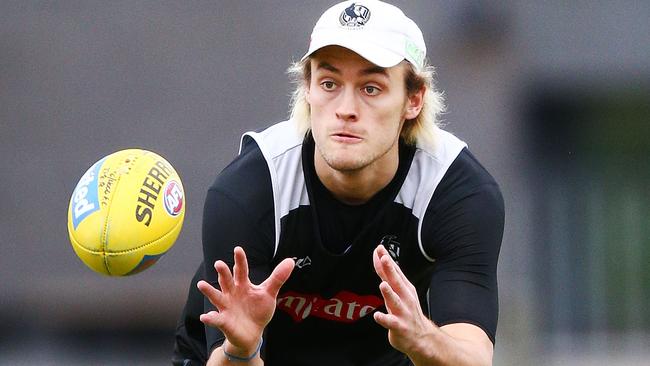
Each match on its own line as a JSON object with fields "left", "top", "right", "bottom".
{"left": 372, "top": 245, "right": 435, "bottom": 356}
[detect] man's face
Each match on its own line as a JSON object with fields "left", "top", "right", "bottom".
{"left": 306, "top": 46, "right": 420, "bottom": 173}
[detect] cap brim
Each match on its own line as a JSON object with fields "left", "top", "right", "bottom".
{"left": 302, "top": 30, "right": 404, "bottom": 68}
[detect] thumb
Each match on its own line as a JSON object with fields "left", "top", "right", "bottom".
{"left": 262, "top": 258, "right": 295, "bottom": 297}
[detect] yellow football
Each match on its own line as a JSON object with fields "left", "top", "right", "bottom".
{"left": 67, "top": 149, "right": 185, "bottom": 276}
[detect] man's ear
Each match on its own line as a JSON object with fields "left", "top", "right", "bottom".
{"left": 405, "top": 86, "right": 425, "bottom": 120}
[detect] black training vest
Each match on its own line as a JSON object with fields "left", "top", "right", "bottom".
{"left": 239, "top": 121, "right": 466, "bottom": 366}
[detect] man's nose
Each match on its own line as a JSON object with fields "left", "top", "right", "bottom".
{"left": 335, "top": 88, "right": 359, "bottom": 122}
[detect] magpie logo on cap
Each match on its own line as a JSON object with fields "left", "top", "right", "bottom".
{"left": 339, "top": 3, "right": 371, "bottom": 27}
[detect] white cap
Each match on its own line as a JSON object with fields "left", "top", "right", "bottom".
{"left": 302, "top": 0, "right": 426, "bottom": 70}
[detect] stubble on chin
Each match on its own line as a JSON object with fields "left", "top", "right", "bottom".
{"left": 316, "top": 141, "right": 393, "bottom": 173}
{"left": 316, "top": 143, "right": 366, "bottom": 173}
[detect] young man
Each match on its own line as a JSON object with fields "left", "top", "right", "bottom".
{"left": 173, "top": 1, "right": 504, "bottom": 365}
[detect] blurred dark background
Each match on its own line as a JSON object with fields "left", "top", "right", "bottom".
{"left": 1, "top": 1, "right": 649, "bottom": 365}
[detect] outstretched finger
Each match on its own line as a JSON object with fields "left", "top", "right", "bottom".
{"left": 373, "top": 246, "right": 388, "bottom": 281}
{"left": 197, "top": 280, "right": 226, "bottom": 309}
{"left": 373, "top": 310, "right": 400, "bottom": 330}
{"left": 379, "top": 253, "right": 410, "bottom": 298}
{"left": 199, "top": 310, "right": 226, "bottom": 330}
{"left": 379, "top": 281, "right": 403, "bottom": 315}
{"left": 233, "top": 246, "right": 250, "bottom": 286}
{"left": 262, "top": 257, "right": 295, "bottom": 297}
{"left": 215, "top": 260, "right": 233, "bottom": 294}
{"left": 378, "top": 245, "right": 410, "bottom": 285}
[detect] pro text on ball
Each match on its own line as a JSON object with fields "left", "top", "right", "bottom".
{"left": 73, "top": 170, "right": 96, "bottom": 219}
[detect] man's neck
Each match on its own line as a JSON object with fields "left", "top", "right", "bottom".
{"left": 313, "top": 148, "right": 400, "bottom": 206}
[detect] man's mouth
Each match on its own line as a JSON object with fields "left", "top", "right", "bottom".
{"left": 331, "top": 132, "right": 362, "bottom": 143}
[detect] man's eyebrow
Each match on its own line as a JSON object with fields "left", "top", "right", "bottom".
{"left": 316, "top": 61, "right": 340, "bottom": 74}
{"left": 360, "top": 65, "right": 388, "bottom": 77}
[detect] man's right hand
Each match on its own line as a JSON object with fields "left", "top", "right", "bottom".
{"left": 197, "top": 246, "right": 295, "bottom": 360}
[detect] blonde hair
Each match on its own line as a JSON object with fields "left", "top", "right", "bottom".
{"left": 287, "top": 57, "right": 445, "bottom": 148}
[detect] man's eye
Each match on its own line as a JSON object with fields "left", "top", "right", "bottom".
{"left": 321, "top": 81, "right": 336, "bottom": 90}
{"left": 364, "top": 86, "right": 380, "bottom": 95}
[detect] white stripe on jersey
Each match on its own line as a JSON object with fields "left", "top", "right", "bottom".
{"left": 395, "top": 129, "right": 467, "bottom": 261}
{"left": 240, "top": 120, "right": 308, "bottom": 257}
